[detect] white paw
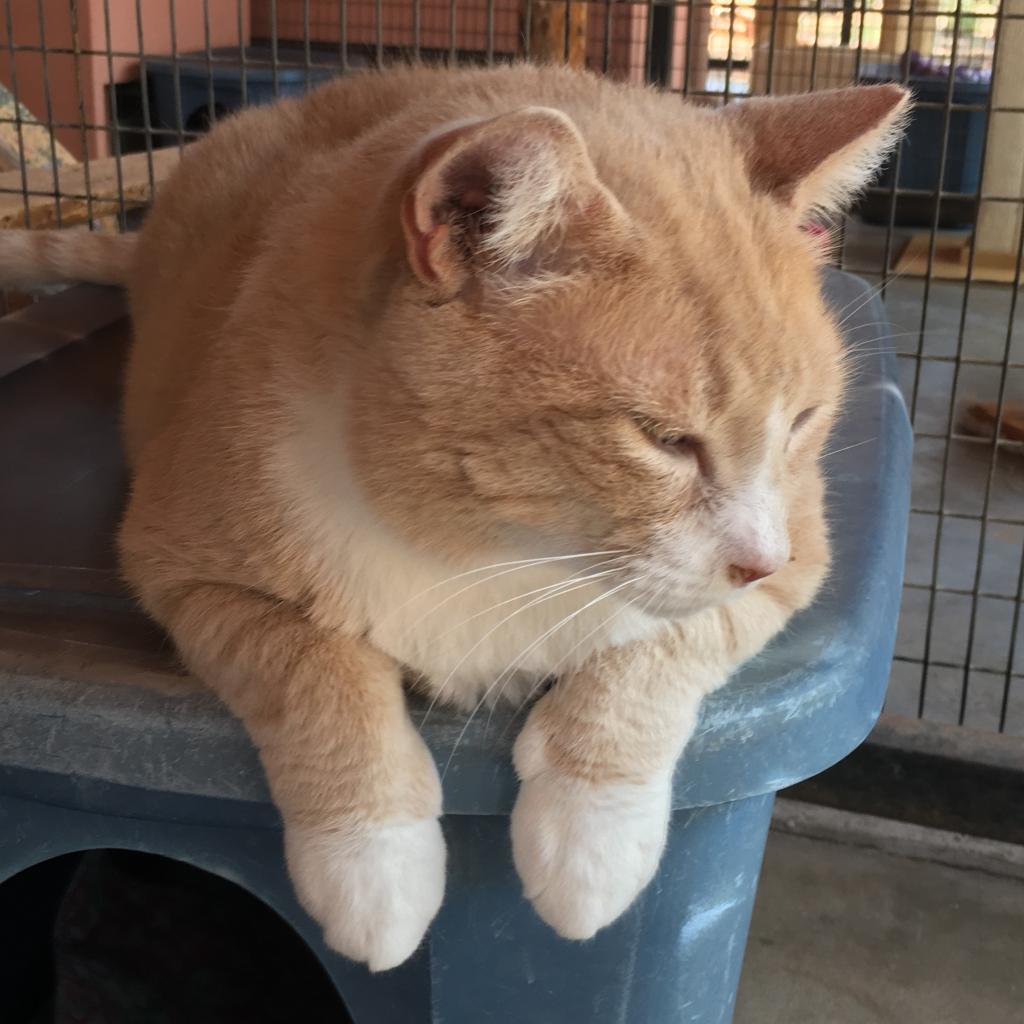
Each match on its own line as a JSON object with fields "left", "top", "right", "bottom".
{"left": 285, "top": 817, "right": 446, "bottom": 971}
{"left": 511, "top": 725, "right": 671, "bottom": 940}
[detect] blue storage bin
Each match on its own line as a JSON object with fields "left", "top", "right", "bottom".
{"left": 0, "top": 270, "right": 911, "bottom": 1023}
{"left": 858, "top": 62, "right": 989, "bottom": 228}
{"left": 145, "top": 45, "right": 366, "bottom": 137}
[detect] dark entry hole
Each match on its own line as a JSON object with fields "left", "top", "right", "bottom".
{"left": 0, "top": 850, "right": 351, "bottom": 1024}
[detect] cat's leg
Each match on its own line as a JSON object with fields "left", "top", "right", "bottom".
{"left": 511, "top": 568, "right": 822, "bottom": 940}
{"left": 155, "top": 583, "right": 444, "bottom": 971}
{"left": 510, "top": 630, "right": 712, "bottom": 940}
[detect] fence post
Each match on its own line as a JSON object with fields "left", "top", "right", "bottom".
{"left": 975, "top": 0, "right": 1024, "bottom": 263}
{"left": 525, "top": 0, "right": 589, "bottom": 68}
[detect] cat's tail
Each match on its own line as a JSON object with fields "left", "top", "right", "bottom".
{"left": 0, "top": 228, "right": 135, "bottom": 289}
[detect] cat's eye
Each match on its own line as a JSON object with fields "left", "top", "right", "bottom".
{"left": 791, "top": 407, "right": 818, "bottom": 434}
{"left": 657, "top": 433, "right": 701, "bottom": 457}
{"left": 636, "top": 419, "right": 704, "bottom": 464}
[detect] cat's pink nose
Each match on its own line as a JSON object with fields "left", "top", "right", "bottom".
{"left": 729, "top": 562, "right": 776, "bottom": 587}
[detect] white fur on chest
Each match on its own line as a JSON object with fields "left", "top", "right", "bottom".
{"left": 269, "top": 397, "right": 660, "bottom": 708}
{"left": 367, "top": 554, "right": 654, "bottom": 706}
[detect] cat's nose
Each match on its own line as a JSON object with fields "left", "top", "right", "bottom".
{"left": 721, "top": 486, "right": 790, "bottom": 587}
{"left": 728, "top": 561, "right": 778, "bottom": 587}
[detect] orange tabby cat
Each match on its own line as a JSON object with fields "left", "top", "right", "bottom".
{"left": 0, "top": 65, "right": 907, "bottom": 970}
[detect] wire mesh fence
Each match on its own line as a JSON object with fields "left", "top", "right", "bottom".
{"left": 1, "top": 0, "right": 1022, "bottom": 736}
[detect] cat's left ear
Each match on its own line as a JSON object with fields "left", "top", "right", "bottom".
{"left": 722, "top": 85, "right": 911, "bottom": 218}
{"left": 401, "top": 107, "right": 631, "bottom": 298}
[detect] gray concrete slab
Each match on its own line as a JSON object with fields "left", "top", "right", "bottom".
{"left": 735, "top": 829, "right": 1024, "bottom": 1024}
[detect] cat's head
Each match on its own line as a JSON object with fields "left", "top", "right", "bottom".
{"left": 350, "top": 81, "right": 909, "bottom": 619}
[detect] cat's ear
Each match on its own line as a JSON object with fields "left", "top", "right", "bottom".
{"left": 401, "top": 107, "right": 628, "bottom": 297}
{"left": 722, "top": 85, "right": 910, "bottom": 218}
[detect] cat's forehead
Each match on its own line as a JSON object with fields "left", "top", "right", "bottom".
{"left": 537, "top": 246, "right": 837, "bottom": 410}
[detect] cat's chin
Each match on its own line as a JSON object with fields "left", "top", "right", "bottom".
{"left": 628, "top": 593, "right": 725, "bottom": 623}
{"left": 635, "top": 577, "right": 761, "bottom": 621}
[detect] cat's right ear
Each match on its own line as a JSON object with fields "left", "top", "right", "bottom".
{"left": 401, "top": 107, "right": 628, "bottom": 299}
{"left": 721, "top": 85, "right": 911, "bottom": 219}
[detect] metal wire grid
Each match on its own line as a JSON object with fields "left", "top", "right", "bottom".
{"left": 0, "top": 0, "right": 1022, "bottom": 734}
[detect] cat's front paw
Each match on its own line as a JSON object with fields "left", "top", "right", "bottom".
{"left": 285, "top": 817, "right": 446, "bottom": 971}
{"left": 511, "top": 725, "right": 671, "bottom": 940}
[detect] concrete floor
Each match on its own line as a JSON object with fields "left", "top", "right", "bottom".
{"left": 838, "top": 219, "right": 1024, "bottom": 736}
{"left": 735, "top": 827, "right": 1024, "bottom": 1024}
{"left": 707, "top": 216, "right": 1024, "bottom": 1022}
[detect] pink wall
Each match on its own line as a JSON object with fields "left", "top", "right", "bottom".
{"left": 0, "top": 1, "right": 249, "bottom": 161}
{"left": 254, "top": 0, "right": 644, "bottom": 77}
{"left": 0, "top": 0, "right": 658, "bottom": 165}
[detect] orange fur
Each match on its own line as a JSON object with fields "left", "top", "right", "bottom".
{"left": 0, "top": 227, "right": 134, "bottom": 287}
{"left": 0, "top": 65, "right": 908, "bottom": 968}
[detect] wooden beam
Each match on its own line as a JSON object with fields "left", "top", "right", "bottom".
{"left": 895, "top": 233, "right": 1024, "bottom": 285}
{"left": 0, "top": 148, "right": 180, "bottom": 230}
{"left": 527, "top": 0, "right": 589, "bottom": 69}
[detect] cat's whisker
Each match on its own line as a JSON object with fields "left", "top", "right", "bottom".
{"left": 493, "top": 581, "right": 663, "bottom": 741}
{"left": 844, "top": 334, "right": 943, "bottom": 351}
{"left": 481, "top": 594, "right": 625, "bottom": 737}
{"left": 844, "top": 316, "right": 965, "bottom": 335}
{"left": 633, "top": 586, "right": 669, "bottom": 634}
{"left": 416, "top": 571, "right": 625, "bottom": 734}
{"left": 489, "top": 583, "right": 658, "bottom": 741}
{"left": 433, "top": 559, "right": 625, "bottom": 641}
{"left": 381, "top": 548, "right": 628, "bottom": 631}
{"left": 423, "top": 566, "right": 623, "bottom": 728}
{"left": 414, "top": 685, "right": 452, "bottom": 738}
{"left": 821, "top": 436, "right": 877, "bottom": 460}
{"left": 834, "top": 285, "right": 901, "bottom": 333}
{"left": 439, "top": 576, "right": 646, "bottom": 781}
{"left": 845, "top": 327, "right": 966, "bottom": 348}
{"left": 478, "top": 574, "right": 650, "bottom": 732}
{"left": 843, "top": 350, "right": 902, "bottom": 363}
{"left": 841, "top": 330, "right": 974, "bottom": 369}
{"left": 833, "top": 269, "right": 909, "bottom": 328}
{"left": 833, "top": 283, "right": 890, "bottom": 327}
{"left": 845, "top": 318, "right": 911, "bottom": 333}
{"left": 846, "top": 323, "right": 964, "bottom": 344}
